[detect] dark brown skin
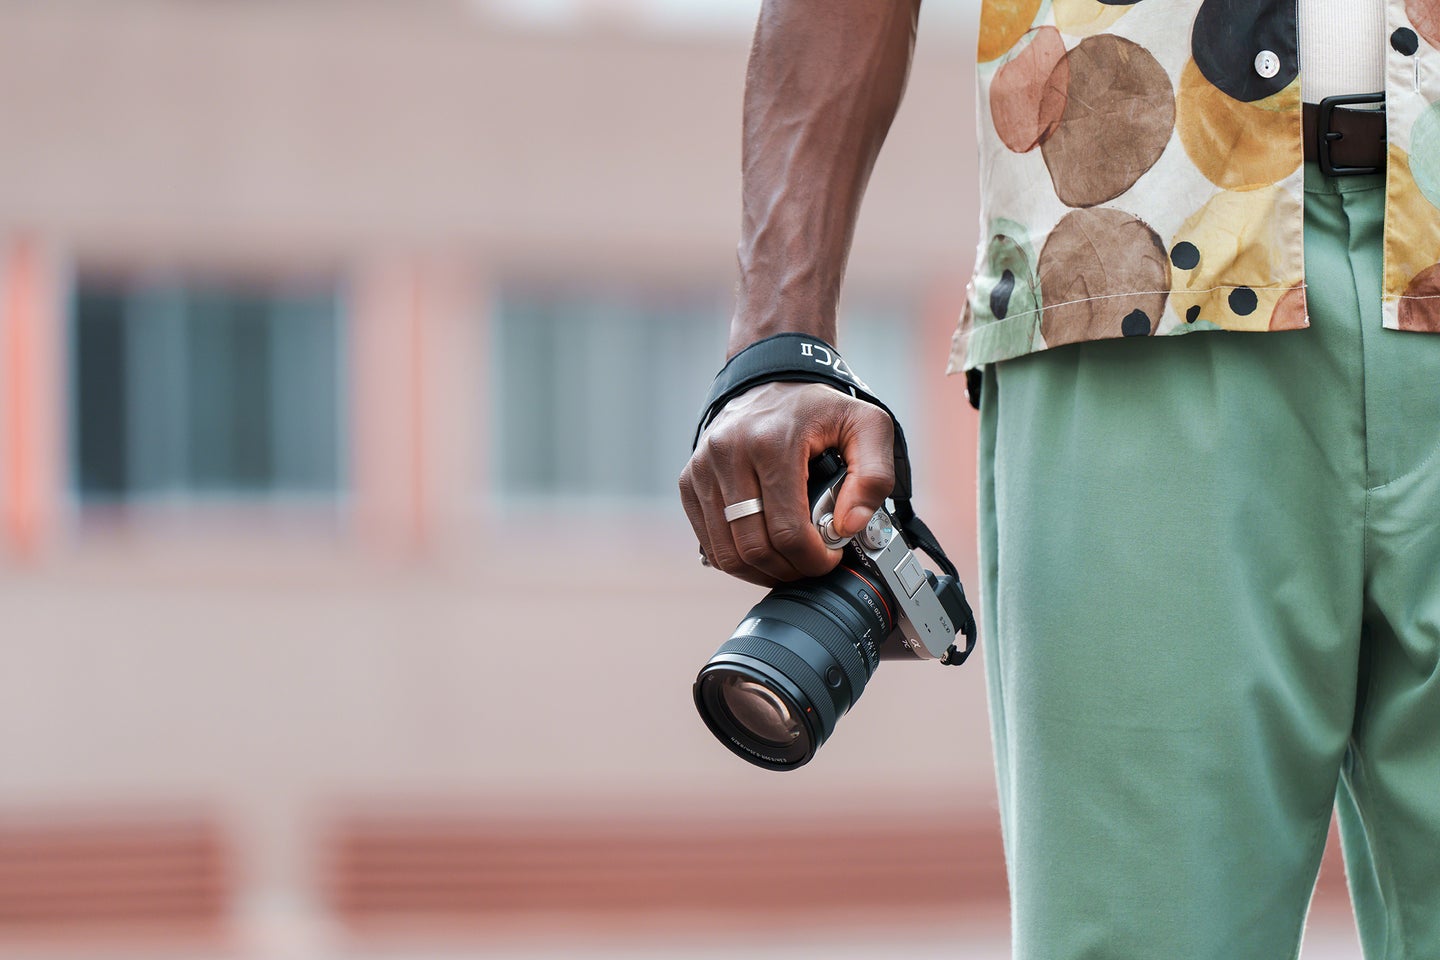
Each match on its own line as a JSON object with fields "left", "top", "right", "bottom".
{"left": 679, "top": 0, "right": 921, "bottom": 586}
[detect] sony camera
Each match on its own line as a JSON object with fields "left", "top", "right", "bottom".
{"left": 693, "top": 449, "right": 974, "bottom": 770}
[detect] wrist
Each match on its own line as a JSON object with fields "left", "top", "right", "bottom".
{"left": 727, "top": 304, "right": 837, "bottom": 358}
{"left": 695, "top": 332, "right": 872, "bottom": 448}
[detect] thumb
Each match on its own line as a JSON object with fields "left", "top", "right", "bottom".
{"left": 831, "top": 404, "right": 895, "bottom": 537}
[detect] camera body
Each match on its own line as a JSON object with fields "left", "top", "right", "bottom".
{"left": 806, "top": 450, "right": 970, "bottom": 662}
{"left": 693, "top": 451, "right": 974, "bottom": 769}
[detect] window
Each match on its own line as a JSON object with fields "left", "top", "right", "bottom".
{"left": 71, "top": 275, "right": 346, "bottom": 504}
{"left": 490, "top": 287, "right": 920, "bottom": 508}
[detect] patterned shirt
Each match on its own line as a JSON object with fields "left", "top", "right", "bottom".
{"left": 950, "top": 0, "right": 1440, "bottom": 374}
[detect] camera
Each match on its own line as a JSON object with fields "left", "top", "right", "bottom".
{"left": 693, "top": 450, "right": 974, "bottom": 770}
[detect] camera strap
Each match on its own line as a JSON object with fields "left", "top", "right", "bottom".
{"left": 693, "top": 332, "right": 976, "bottom": 665}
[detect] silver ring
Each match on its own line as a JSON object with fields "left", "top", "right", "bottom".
{"left": 723, "top": 497, "right": 764, "bottom": 523}
{"left": 699, "top": 548, "right": 712, "bottom": 568}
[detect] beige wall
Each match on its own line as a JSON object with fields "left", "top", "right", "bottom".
{"left": 0, "top": 0, "right": 994, "bottom": 949}
{"left": 0, "top": 0, "right": 978, "bottom": 281}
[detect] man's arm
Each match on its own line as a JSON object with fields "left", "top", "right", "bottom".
{"left": 679, "top": 0, "right": 921, "bottom": 586}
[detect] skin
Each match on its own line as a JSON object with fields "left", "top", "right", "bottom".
{"left": 679, "top": 0, "right": 922, "bottom": 586}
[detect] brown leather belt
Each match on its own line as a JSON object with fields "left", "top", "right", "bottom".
{"left": 1302, "top": 94, "right": 1387, "bottom": 176}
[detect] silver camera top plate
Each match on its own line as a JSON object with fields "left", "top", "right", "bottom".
{"left": 811, "top": 486, "right": 957, "bottom": 660}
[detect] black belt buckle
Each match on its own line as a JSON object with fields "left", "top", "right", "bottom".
{"left": 1317, "top": 92, "right": 1386, "bottom": 177}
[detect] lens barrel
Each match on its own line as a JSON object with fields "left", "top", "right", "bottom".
{"left": 694, "top": 564, "right": 894, "bottom": 769}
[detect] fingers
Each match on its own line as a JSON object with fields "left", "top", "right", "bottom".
{"left": 692, "top": 430, "right": 806, "bottom": 584}
{"left": 680, "top": 381, "right": 890, "bottom": 584}
{"left": 753, "top": 448, "right": 840, "bottom": 578}
{"left": 680, "top": 463, "right": 779, "bottom": 587}
{"left": 714, "top": 472, "right": 804, "bottom": 584}
{"left": 829, "top": 400, "right": 895, "bottom": 538}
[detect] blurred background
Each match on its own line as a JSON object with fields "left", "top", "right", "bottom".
{"left": 0, "top": 0, "right": 1361, "bottom": 956}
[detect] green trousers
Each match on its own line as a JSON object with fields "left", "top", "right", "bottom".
{"left": 978, "top": 163, "right": 1440, "bottom": 958}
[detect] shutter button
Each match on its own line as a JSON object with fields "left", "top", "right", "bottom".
{"left": 1254, "top": 50, "right": 1280, "bottom": 79}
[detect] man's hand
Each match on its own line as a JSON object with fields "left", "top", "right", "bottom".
{"left": 683, "top": 0, "right": 918, "bottom": 586}
{"left": 679, "top": 382, "right": 894, "bottom": 586}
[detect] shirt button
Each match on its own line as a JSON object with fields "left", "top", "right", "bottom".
{"left": 1254, "top": 49, "right": 1280, "bottom": 78}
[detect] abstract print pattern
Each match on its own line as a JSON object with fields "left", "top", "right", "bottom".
{"left": 954, "top": 0, "right": 1440, "bottom": 370}
{"left": 1387, "top": 2, "right": 1440, "bottom": 331}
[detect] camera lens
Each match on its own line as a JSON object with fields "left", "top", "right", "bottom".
{"left": 694, "top": 564, "right": 893, "bottom": 769}
{"left": 718, "top": 675, "right": 802, "bottom": 745}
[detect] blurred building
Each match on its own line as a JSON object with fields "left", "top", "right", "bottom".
{"left": 0, "top": 1, "right": 1358, "bottom": 957}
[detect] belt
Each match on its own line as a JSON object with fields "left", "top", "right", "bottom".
{"left": 1303, "top": 92, "right": 1387, "bottom": 176}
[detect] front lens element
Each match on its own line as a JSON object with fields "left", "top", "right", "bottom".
{"left": 695, "top": 662, "right": 814, "bottom": 766}
{"left": 718, "top": 674, "right": 802, "bottom": 745}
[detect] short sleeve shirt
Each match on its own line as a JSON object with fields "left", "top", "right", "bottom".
{"left": 950, "top": 0, "right": 1440, "bottom": 372}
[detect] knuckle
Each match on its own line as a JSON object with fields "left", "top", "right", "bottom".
{"left": 853, "top": 458, "right": 895, "bottom": 483}
{"left": 703, "top": 430, "right": 740, "bottom": 469}
{"left": 735, "top": 534, "right": 773, "bottom": 567}
{"left": 714, "top": 548, "right": 746, "bottom": 576}
{"left": 769, "top": 519, "right": 811, "bottom": 554}
{"left": 844, "top": 398, "right": 891, "bottom": 432}
{"left": 850, "top": 468, "right": 895, "bottom": 497}
{"left": 682, "top": 515, "right": 709, "bottom": 547}
{"left": 752, "top": 422, "right": 790, "bottom": 453}
{"left": 861, "top": 401, "right": 892, "bottom": 427}
{"left": 685, "top": 463, "right": 717, "bottom": 498}
{"left": 795, "top": 417, "right": 830, "bottom": 446}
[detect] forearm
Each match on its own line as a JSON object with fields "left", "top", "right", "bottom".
{"left": 729, "top": 0, "right": 921, "bottom": 356}
{"left": 684, "top": 0, "right": 913, "bottom": 584}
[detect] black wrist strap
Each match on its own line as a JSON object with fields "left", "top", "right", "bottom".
{"left": 693, "top": 333, "right": 976, "bottom": 664}
{"left": 693, "top": 332, "right": 917, "bottom": 509}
